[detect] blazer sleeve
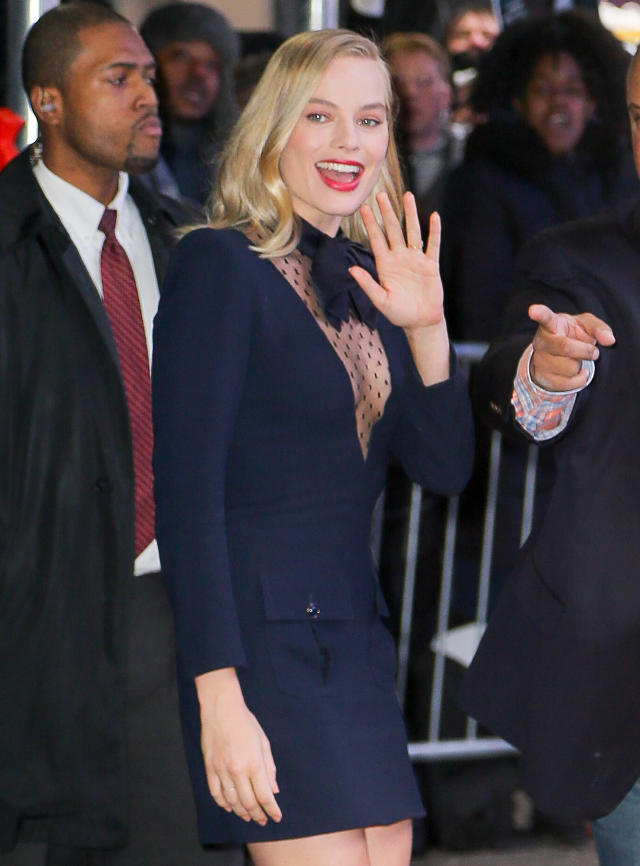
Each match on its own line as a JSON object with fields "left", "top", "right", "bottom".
{"left": 152, "top": 227, "right": 251, "bottom": 679}
{"left": 388, "top": 339, "right": 475, "bottom": 497}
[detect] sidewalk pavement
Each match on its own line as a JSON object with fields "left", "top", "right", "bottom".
{"left": 412, "top": 839, "right": 598, "bottom": 865}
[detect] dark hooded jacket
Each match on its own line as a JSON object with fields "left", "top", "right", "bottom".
{"left": 441, "top": 118, "right": 638, "bottom": 341}
{"left": 140, "top": 2, "right": 240, "bottom": 206}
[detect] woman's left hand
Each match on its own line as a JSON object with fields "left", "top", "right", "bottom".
{"left": 349, "top": 190, "right": 444, "bottom": 330}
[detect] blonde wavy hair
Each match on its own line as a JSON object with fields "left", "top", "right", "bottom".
{"left": 200, "top": 28, "right": 405, "bottom": 257}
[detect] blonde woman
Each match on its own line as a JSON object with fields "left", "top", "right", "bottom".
{"left": 152, "top": 28, "right": 473, "bottom": 866}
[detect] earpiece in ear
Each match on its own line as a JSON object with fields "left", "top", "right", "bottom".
{"left": 41, "top": 103, "right": 54, "bottom": 112}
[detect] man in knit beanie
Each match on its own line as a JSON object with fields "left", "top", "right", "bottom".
{"left": 140, "top": 2, "right": 239, "bottom": 206}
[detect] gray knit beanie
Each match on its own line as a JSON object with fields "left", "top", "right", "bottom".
{"left": 140, "top": 2, "right": 240, "bottom": 68}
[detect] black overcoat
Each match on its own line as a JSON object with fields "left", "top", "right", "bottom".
{"left": 0, "top": 149, "right": 186, "bottom": 851}
{"left": 459, "top": 199, "right": 640, "bottom": 820}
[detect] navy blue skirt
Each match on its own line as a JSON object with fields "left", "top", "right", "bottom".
{"left": 178, "top": 613, "right": 424, "bottom": 844}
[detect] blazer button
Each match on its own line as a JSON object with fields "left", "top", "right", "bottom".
{"left": 94, "top": 476, "right": 112, "bottom": 493}
{"left": 306, "top": 601, "right": 320, "bottom": 619}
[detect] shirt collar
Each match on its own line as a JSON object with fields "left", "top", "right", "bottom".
{"left": 33, "top": 159, "right": 130, "bottom": 241}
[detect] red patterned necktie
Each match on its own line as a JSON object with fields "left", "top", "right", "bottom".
{"left": 99, "top": 207, "right": 155, "bottom": 557}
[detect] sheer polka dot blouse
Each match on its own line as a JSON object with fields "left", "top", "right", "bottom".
{"left": 270, "top": 246, "right": 391, "bottom": 459}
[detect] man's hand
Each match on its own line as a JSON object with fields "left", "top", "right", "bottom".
{"left": 528, "top": 304, "right": 615, "bottom": 392}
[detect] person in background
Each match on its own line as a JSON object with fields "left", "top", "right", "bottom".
{"left": 152, "top": 26, "right": 474, "bottom": 866}
{"left": 443, "top": 0, "right": 499, "bottom": 124}
{"left": 384, "top": 32, "right": 466, "bottom": 231}
{"left": 0, "top": 3, "right": 240, "bottom": 864}
{"left": 440, "top": 9, "right": 635, "bottom": 653}
{"left": 139, "top": 1, "right": 239, "bottom": 207}
{"left": 445, "top": 0, "right": 499, "bottom": 66}
{"left": 442, "top": 10, "right": 635, "bottom": 343}
{"left": 460, "top": 40, "right": 640, "bottom": 866}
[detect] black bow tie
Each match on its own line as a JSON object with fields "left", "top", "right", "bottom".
{"left": 296, "top": 219, "right": 379, "bottom": 330}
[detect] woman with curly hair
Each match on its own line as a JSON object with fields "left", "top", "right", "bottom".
{"left": 441, "top": 10, "right": 637, "bottom": 342}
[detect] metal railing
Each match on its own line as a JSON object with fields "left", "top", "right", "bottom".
{"left": 390, "top": 342, "right": 538, "bottom": 763}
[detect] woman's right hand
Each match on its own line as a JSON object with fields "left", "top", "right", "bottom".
{"left": 195, "top": 667, "right": 282, "bottom": 826}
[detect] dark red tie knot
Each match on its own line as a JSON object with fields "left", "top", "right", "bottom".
{"left": 99, "top": 207, "right": 117, "bottom": 237}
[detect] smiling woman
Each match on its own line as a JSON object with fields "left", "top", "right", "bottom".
{"left": 278, "top": 54, "right": 389, "bottom": 234}
{"left": 152, "top": 27, "right": 474, "bottom": 866}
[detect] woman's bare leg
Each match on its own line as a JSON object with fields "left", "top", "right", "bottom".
{"left": 365, "top": 819, "right": 413, "bottom": 866}
{"left": 247, "top": 819, "right": 412, "bottom": 866}
{"left": 247, "top": 828, "right": 370, "bottom": 866}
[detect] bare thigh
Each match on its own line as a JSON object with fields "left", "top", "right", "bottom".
{"left": 247, "top": 828, "right": 371, "bottom": 866}
{"left": 365, "top": 819, "right": 412, "bottom": 866}
{"left": 247, "top": 819, "right": 412, "bottom": 866}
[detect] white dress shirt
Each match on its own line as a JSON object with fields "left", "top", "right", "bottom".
{"left": 34, "top": 159, "right": 161, "bottom": 575}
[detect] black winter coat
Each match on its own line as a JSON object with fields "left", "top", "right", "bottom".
{"left": 460, "top": 201, "right": 640, "bottom": 819}
{"left": 0, "top": 149, "right": 187, "bottom": 851}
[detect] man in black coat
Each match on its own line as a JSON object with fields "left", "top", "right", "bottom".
{"left": 0, "top": 4, "right": 241, "bottom": 865}
{"left": 459, "top": 45, "right": 640, "bottom": 865}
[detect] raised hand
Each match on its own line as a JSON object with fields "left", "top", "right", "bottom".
{"left": 528, "top": 303, "right": 615, "bottom": 391}
{"left": 349, "top": 190, "right": 444, "bottom": 330}
{"left": 195, "top": 668, "right": 282, "bottom": 827}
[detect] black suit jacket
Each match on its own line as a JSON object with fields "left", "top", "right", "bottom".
{"left": 0, "top": 149, "right": 188, "bottom": 850}
{"left": 459, "top": 197, "right": 640, "bottom": 821}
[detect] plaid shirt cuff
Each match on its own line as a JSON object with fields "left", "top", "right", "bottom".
{"left": 511, "top": 345, "right": 594, "bottom": 440}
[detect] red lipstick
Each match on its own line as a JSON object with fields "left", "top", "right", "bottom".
{"left": 315, "top": 160, "right": 364, "bottom": 191}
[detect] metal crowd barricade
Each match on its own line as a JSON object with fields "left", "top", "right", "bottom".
{"left": 393, "top": 341, "right": 539, "bottom": 764}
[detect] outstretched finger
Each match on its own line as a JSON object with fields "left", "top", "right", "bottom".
{"left": 424, "top": 212, "right": 441, "bottom": 264}
{"left": 359, "top": 202, "right": 389, "bottom": 261}
{"left": 574, "top": 312, "right": 615, "bottom": 346}
{"left": 376, "top": 190, "right": 405, "bottom": 248}
{"left": 349, "top": 265, "right": 387, "bottom": 311}
{"left": 528, "top": 304, "right": 567, "bottom": 335}
{"left": 403, "top": 191, "right": 422, "bottom": 251}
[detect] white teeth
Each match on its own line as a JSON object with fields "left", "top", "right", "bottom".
{"left": 316, "top": 161, "right": 361, "bottom": 173}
